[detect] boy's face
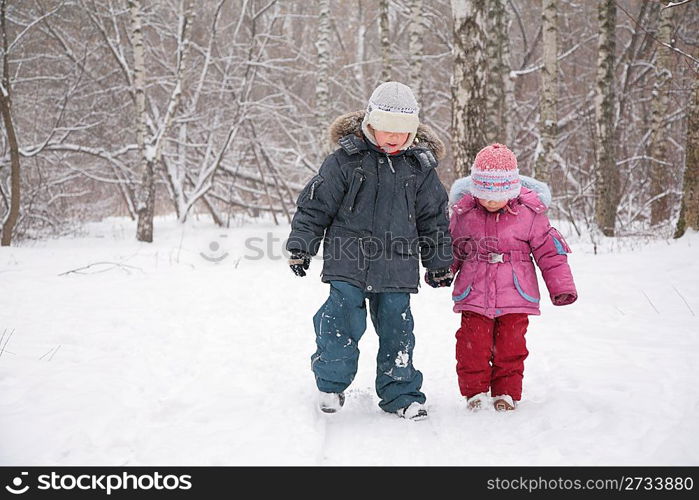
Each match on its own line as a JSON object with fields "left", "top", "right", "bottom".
{"left": 372, "top": 128, "right": 410, "bottom": 154}
{"left": 478, "top": 198, "right": 508, "bottom": 212}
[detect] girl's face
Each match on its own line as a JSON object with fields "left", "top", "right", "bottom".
{"left": 372, "top": 128, "right": 410, "bottom": 154}
{"left": 478, "top": 198, "right": 508, "bottom": 212}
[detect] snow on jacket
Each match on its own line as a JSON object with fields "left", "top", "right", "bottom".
{"left": 449, "top": 178, "right": 577, "bottom": 318}
{"left": 286, "top": 111, "right": 453, "bottom": 293}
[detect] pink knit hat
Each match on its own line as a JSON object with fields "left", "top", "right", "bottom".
{"left": 470, "top": 143, "right": 521, "bottom": 201}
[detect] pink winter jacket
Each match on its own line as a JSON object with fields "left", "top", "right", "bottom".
{"left": 449, "top": 187, "right": 577, "bottom": 318}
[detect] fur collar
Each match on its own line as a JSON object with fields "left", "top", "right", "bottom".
{"left": 452, "top": 187, "right": 542, "bottom": 216}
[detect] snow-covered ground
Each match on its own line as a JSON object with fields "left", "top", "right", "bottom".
{"left": 1, "top": 215, "right": 698, "bottom": 466}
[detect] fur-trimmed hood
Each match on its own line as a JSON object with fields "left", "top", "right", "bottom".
{"left": 449, "top": 175, "right": 552, "bottom": 207}
{"left": 328, "top": 110, "right": 446, "bottom": 160}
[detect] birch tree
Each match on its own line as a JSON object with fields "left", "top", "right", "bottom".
{"left": 128, "top": 0, "right": 151, "bottom": 241}
{"left": 408, "top": 0, "right": 424, "bottom": 101}
{"left": 534, "top": 0, "right": 557, "bottom": 184}
{"left": 379, "top": 0, "right": 391, "bottom": 83}
{"left": 315, "top": 0, "right": 331, "bottom": 142}
{"left": 594, "top": 0, "right": 618, "bottom": 236}
{"left": 502, "top": 2, "right": 515, "bottom": 146}
{"left": 648, "top": 2, "right": 674, "bottom": 226}
{"left": 451, "top": 0, "right": 487, "bottom": 176}
{"left": 128, "top": 0, "right": 194, "bottom": 242}
{"left": 484, "top": 0, "right": 508, "bottom": 144}
{"left": 354, "top": 1, "right": 368, "bottom": 99}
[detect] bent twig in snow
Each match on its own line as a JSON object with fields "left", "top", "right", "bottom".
{"left": 39, "top": 345, "right": 61, "bottom": 361}
{"left": 58, "top": 262, "right": 144, "bottom": 276}
{"left": 0, "top": 328, "right": 15, "bottom": 358}
{"left": 672, "top": 286, "right": 696, "bottom": 317}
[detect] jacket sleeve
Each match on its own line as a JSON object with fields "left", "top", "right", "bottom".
{"left": 529, "top": 213, "right": 578, "bottom": 306}
{"left": 415, "top": 168, "right": 453, "bottom": 271}
{"left": 286, "top": 154, "right": 346, "bottom": 256}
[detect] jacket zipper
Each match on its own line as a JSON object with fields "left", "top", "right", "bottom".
{"left": 349, "top": 175, "right": 364, "bottom": 212}
{"left": 385, "top": 153, "right": 395, "bottom": 174}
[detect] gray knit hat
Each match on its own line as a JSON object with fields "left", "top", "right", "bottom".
{"left": 361, "top": 81, "right": 420, "bottom": 150}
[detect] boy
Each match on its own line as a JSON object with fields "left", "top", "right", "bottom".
{"left": 286, "top": 82, "right": 452, "bottom": 420}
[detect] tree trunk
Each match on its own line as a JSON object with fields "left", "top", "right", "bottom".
{"left": 128, "top": 0, "right": 153, "bottom": 242}
{"left": 451, "top": 0, "right": 488, "bottom": 176}
{"left": 534, "top": 0, "right": 557, "bottom": 184}
{"left": 674, "top": 67, "right": 699, "bottom": 238}
{"left": 503, "top": 5, "right": 515, "bottom": 146}
{"left": 485, "top": 0, "right": 508, "bottom": 144}
{"left": 594, "top": 0, "right": 619, "bottom": 237}
{"left": 408, "top": 0, "right": 424, "bottom": 102}
{"left": 173, "top": 123, "right": 188, "bottom": 222}
{"left": 130, "top": 0, "right": 193, "bottom": 241}
{"left": 315, "top": 0, "right": 331, "bottom": 140}
{"left": 0, "top": 0, "right": 20, "bottom": 247}
{"left": 354, "top": 0, "right": 366, "bottom": 97}
{"left": 649, "top": 2, "right": 674, "bottom": 226}
{"left": 379, "top": 0, "right": 391, "bottom": 83}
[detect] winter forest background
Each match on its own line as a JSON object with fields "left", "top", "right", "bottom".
{"left": 2, "top": 0, "right": 699, "bottom": 467}
{"left": 0, "top": 0, "right": 698, "bottom": 246}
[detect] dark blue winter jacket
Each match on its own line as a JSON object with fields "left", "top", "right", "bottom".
{"left": 286, "top": 111, "right": 452, "bottom": 293}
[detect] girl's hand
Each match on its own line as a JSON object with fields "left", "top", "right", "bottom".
{"left": 553, "top": 293, "right": 577, "bottom": 306}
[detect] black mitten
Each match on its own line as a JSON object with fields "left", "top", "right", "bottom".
{"left": 288, "top": 251, "right": 311, "bottom": 277}
{"left": 425, "top": 267, "right": 454, "bottom": 288}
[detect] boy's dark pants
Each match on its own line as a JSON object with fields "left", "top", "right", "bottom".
{"left": 312, "top": 280, "right": 425, "bottom": 413}
{"left": 455, "top": 311, "right": 529, "bottom": 400}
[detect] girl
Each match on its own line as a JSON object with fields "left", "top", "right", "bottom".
{"left": 448, "top": 144, "right": 577, "bottom": 411}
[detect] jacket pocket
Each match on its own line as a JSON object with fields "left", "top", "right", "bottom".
{"left": 452, "top": 285, "right": 472, "bottom": 302}
{"left": 345, "top": 169, "right": 366, "bottom": 213}
{"left": 298, "top": 175, "right": 324, "bottom": 206}
{"left": 387, "top": 241, "right": 420, "bottom": 289}
{"left": 452, "top": 261, "right": 476, "bottom": 302}
{"left": 403, "top": 175, "right": 417, "bottom": 222}
{"left": 549, "top": 227, "right": 572, "bottom": 255}
{"left": 512, "top": 269, "right": 540, "bottom": 304}
{"left": 323, "top": 226, "right": 365, "bottom": 279}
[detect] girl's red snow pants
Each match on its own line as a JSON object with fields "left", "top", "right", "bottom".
{"left": 455, "top": 311, "right": 529, "bottom": 400}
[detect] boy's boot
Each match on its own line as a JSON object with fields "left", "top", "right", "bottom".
{"left": 397, "top": 402, "right": 428, "bottom": 421}
{"left": 318, "top": 391, "right": 345, "bottom": 413}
